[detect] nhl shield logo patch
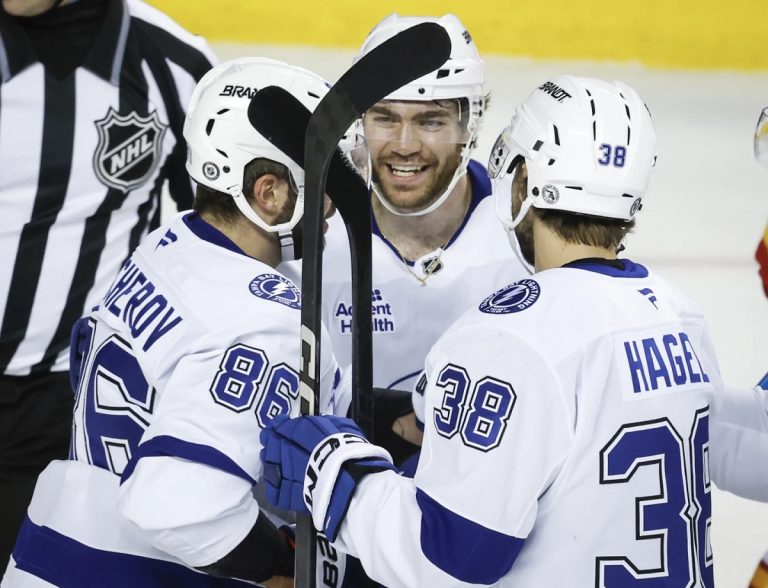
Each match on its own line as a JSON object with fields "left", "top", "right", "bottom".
{"left": 93, "top": 108, "right": 167, "bottom": 191}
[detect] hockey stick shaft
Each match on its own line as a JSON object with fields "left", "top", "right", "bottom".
{"left": 249, "top": 23, "right": 450, "bottom": 588}
{"left": 298, "top": 23, "right": 449, "bottom": 588}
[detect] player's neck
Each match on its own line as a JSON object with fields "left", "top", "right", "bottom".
{"left": 533, "top": 220, "right": 616, "bottom": 271}
{"left": 372, "top": 175, "right": 471, "bottom": 261}
{"left": 202, "top": 211, "right": 281, "bottom": 267}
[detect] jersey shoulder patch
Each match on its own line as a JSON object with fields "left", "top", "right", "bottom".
{"left": 479, "top": 278, "right": 541, "bottom": 315}
{"left": 248, "top": 274, "right": 301, "bottom": 309}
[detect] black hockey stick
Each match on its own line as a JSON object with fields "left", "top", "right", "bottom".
{"left": 249, "top": 22, "right": 450, "bottom": 588}
{"left": 249, "top": 89, "right": 374, "bottom": 427}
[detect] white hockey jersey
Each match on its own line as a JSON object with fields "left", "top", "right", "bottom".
{"left": 332, "top": 258, "right": 768, "bottom": 587}
{"left": 3, "top": 213, "right": 341, "bottom": 587}
{"left": 321, "top": 160, "right": 528, "bottom": 394}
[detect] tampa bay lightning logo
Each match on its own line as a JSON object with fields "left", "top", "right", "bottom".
{"left": 248, "top": 274, "right": 301, "bottom": 309}
{"left": 479, "top": 279, "right": 541, "bottom": 314}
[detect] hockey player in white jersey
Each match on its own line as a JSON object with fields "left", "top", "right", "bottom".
{"left": 259, "top": 75, "right": 768, "bottom": 587}
{"left": 320, "top": 14, "right": 527, "bottom": 455}
{"left": 1, "top": 58, "right": 342, "bottom": 587}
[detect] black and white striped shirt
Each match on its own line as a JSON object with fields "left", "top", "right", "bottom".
{"left": 0, "top": 0, "right": 215, "bottom": 376}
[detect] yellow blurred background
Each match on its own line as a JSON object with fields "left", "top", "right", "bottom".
{"left": 146, "top": 0, "right": 765, "bottom": 70}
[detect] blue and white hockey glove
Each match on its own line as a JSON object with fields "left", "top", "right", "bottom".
{"left": 260, "top": 415, "right": 395, "bottom": 541}
{"left": 758, "top": 371, "right": 768, "bottom": 391}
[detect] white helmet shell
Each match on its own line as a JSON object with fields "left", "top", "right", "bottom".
{"left": 183, "top": 57, "right": 329, "bottom": 251}
{"left": 357, "top": 13, "right": 484, "bottom": 102}
{"left": 490, "top": 75, "right": 657, "bottom": 231}
{"left": 356, "top": 14, "right": 486, "bottom": 217}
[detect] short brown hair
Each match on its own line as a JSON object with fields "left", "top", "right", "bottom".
{"left": 534, "top": 208, "right": 634, "bottom": 250}
{"left": 193, "top": 158, "right": 294, "bottom": 226}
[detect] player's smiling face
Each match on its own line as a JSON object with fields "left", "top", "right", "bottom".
{"left": 363, "top": 100, "right": 465, "bottom": 213}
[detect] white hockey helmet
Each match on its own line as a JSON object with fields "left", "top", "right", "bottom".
{"left": 489, "top": 75, "right": 657, "bottom": 235}
{"left": 356, "top": 13, "right": 486, "bottom": 217}
{"left": 754, "top": 107, "right": 768, "bottom": 168}
{"left": 183, "top": 57, "right": 329, "bottom": 260}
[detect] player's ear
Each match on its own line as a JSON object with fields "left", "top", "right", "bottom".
{"left": 250, "top": 173, "right": 282, "bottom": 217}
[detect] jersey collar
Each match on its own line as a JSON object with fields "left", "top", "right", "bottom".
{"left": 183, "top": 212, "right": 250, "bottom": 258}
{"left": 562, "top": 257, "right": 649, "bottom": 278}
{"left": 445, "top": 159, "right": 492, "bottom": 248}
{"left": 0, "top": 0, "right": 129, "bottom": 84}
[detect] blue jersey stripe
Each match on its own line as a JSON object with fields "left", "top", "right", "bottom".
{"left": 12, "top": 517, "right": 249, "bottom": 587}
{"left": 120, "top": 435, "right": 256, "bottom": 485}
{"left": 416, "top": 488, "right": 524, "bottom": 584}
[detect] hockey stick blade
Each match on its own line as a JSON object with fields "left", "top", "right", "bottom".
{"left": 247, "top": 87, "right": 366, "bottom": 217}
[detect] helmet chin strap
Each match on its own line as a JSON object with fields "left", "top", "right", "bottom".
{"left": 372, "top": 164, "right": 468, "bottom": 217}
{"left": 278, "top": 229, "right": 297, "bottom": 262}
{"left": 228, "top": 185, "right": 300, "bottom": 262}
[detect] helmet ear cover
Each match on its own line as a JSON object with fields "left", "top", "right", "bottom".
{"left": 183, "top": 57, "right": 330, "bottom": 260}
{"left": 355, "top": 13, "right": 486, "bottom": 217}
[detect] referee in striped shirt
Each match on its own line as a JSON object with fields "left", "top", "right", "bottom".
{"left": 0, "top": 0, "right": 215, "bottom": 564}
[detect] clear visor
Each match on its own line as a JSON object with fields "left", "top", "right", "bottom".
{"left": 337, "top": 121, "right": 373, "bottom": 188}
{"left": 755, "top": 107, "right": 768, "bottom": 168}
{"left": 361, "top": 99, "right": 471, "bottom": 146}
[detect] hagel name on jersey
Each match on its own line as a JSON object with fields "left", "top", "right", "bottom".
{"left": 621, "top": 330, "right": 710, "bottom": 396}
{"left": 334, "top": 289, "right": 395, "bottom": 334}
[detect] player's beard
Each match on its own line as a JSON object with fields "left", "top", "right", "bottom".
{"left": 274, "top": 192, "right": 297, "bottom": 226}
{"left": 514, "top": 213, "right": 535, "bottom": 268}
{"left": 511, "top": 164, "right": 535, "bottom": 267}
{"left": 371, "top": 144, "right": 462, "bottom": 213}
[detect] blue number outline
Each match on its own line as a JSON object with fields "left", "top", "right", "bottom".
{"left": 255, "top": 362, "right": 300, "bottom": 427}
{"left": 460, "top": 376, "right": 516, "bottom": 452}
{"left": 433, "top": 364, "right": 470, "bottom": 439}
{"left": 81, "top": 333, "right": 155, "bottom": 474}
{"left": 598, "top": 143, "right": 612, "bottom": 166}
{"left": 209, "top": 343, "right": 268, "bottom": 412}
{"left": 597, "top": 411, "right": 713, "bottom": 587}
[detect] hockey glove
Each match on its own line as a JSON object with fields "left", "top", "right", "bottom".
{"left": 260, "top": 415, "right": 394, "bottom": 541}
